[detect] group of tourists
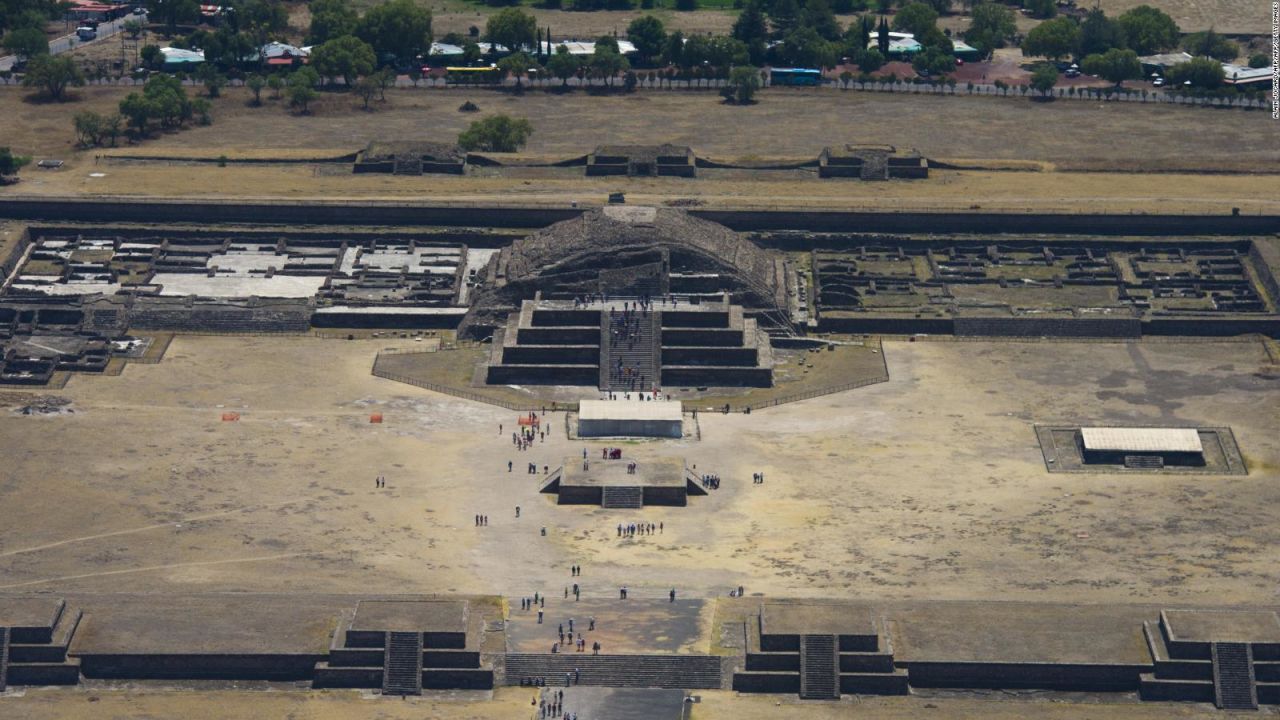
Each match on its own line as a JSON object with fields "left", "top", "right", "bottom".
{"left": 373, "top": 475, "right": 387, "bottom": 488}
{"left": 701, "top": 474, "right": 721, "bottom": 490}
{"left": 752, "top": 471, "right": 766, "bottom": 484}
{"left": 474, "top": 514, "right": 489, "bottom": 526}
{"left": 617, "top": 522, "right": 661, "bottom": 537}
{"left": 531, "top": 688, "right": 578, "bottom": 719}
{"left": 601, "top": 447, "right": 624, "bottom": 460}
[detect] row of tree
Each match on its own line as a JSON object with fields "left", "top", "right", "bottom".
{"left": 1022, "top": 5, "right": 1238, "bottom": 62}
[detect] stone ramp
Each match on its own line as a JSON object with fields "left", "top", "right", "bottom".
{"left": 503, "top": 653, "right": 722, "bottom": 689}
{"left": 1213, "top": 642, "right": 1258, "bottom": 710}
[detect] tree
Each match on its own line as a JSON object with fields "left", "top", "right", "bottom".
{"left": 353, "top": 76, "right": 378, "bottom": 108}
{"left": 547, "top": 44, "right": 580, "bottom": 87}
{"left": 287, "top": 67, "right": 320, "bottom": 112}
{"left": 1021, "top": 17, "right": 1079, "bottom": 61}
{"left": 588, "top": 45, "right": 629, "bottom": 86}
{"left": 780, "top": 26, "right": 838, "bottom": 68}
{"left": 877, "top": 15, "right": 889, "bottom": 55}
{"left": 963, "top": 2, "right": 1015, "bottom": 53}
{"left": 1116, "top": 5, "right": 1178, "bottom": 55}
{"left": 246, "top": 73, "right": 265, "bottom": 104}
{"left": 1081, "top": 47, "right": 1141, "bottom": 85}
{"left": 922, "top": 0, "right": 950, "bottom": 14}
{"left": 147, "top": 0, "right": 199, "bottom": 35}
{"left": 1165, "top": 56, "right": 1224, "bottom": 89}
{"left": 119, "top": 92, "right": 154, "bottom": 134}
{"left": 663, "top": 30, "right": 685, "bottom": 67}
{"left": 723, "top": 65, "right": 760, "bottom": 103}
{"left": 2, "top": 26, "right": 48, "bottom": 58}
{"left": 497, "top": 52, "right": 537, "bottom": 90}
{"left": 308, "top": 0, "right": 359, "bottom": 44}
{"left": 799, "top": 0, "right": 842, "bottom": 41}
{"left": 194, "top": 63, "right": 226, "bottom": 97}
{"left": 1022, "top": 0, "right": 1055, "bottom": 19}
{"left": 1181, "top": 29, "right": 1238, "bottom": 62}
{"left": 732, "top": 0, "right": 769, "bottom": 63}
{"left": 311, "top": 35, "right": 376, "bottom": 86}
{"left": 892, "top": 2, "right": 938, "bottom": 36}
{"left": 626, "top": 16, "right": 666, "bottom": 64}
{"left": 911, "top": 45, "right": 954, "bottom": 75}
{"left": 457, "top": 114, "right": 532, "bottom": 152}
{"left": 769, "top": 0, "right": 800, "bottom": 39}
{"left": 485, "top": 7, "right": 536, "bottom": 54}
{"left": 357, "top": 0, "right": 432, "bottom": 65}
{"left": 1078, "top": 8, "right": 1125, "bottom": 57}
{"left": 266, "top": 73, "right": 284, "bottom": 99}
{"left": 22, "top": 55, "right": 84, "bottom": 101}
{"left": 858, "top": 47, "right": 884, "bottom": 71}
{"left": 1029, "top": 63, "right": 1057, "bottom": 96}
{"left": 1248, "top": 53, "right": 1269, "bottom": 69}
{"left": 462, "top": 40, "right": 482, "bottom": 64}
{"left": 0, "top": 147, "right": 31, "bottom": 176}
{"left": 140, "top": 44, "right": 163, "bottom": 70}
{"left": 674, "top": 0, "right": 698, "bottom": 9}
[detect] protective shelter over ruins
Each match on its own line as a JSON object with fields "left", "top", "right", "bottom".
{"left": 466, "top": 207, "right": 783, "bottom": 390}
{"left": 463, "top": 206, "right": 785, "bottom": 335}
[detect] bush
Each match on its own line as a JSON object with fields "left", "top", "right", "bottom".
{"left": 674, "top": 0, "right": 698, "bottom": 9}
{"left": 457, "top": 114, "right": 533, "bottom": 152}
{"left": 1248, "top": 53, "right": 1268, "bottom": 69}
{"left": 0, "top": 146, "right": 33, "bottom": 176}
{"left": 458, "top": 100, "right": 480, "bottom": 112}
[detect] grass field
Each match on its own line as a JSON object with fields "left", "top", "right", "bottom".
{"left": 5, "top": 85, "right": 1275, "bottom": 169}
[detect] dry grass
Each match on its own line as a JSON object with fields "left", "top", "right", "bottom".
{"left": 4, "top": 84, "right": 1278, "bottom": 212}
{"left": 7, "top": 84, "right": 1277, "bottom": 169}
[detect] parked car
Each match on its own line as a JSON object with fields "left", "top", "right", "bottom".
{"left": 132, "top": 5, "right": 146, "bottom": 13}
{"left": 76, "top": 26, "right": 98, "bottom": 40}
{"left": 1152, "top": 76, "right": 1165, "bottom": 87}
{"left": 1064, "top": 65, "right": 1080, "bottom": 78}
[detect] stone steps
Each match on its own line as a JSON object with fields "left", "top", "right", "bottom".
{"left": 603, "top": 308, "right": 656, "bottom": 392}
{"left": 601, "top": 485, "right": 643, "bottom": 509}
{"left": 383, "top": 631, "right": 423, "bottom": 696}
{"left": 503, "top": 653, "right": 722, "bottom": 689}
{"left": 800, "top": 634, "right": 838, "bottom": 700}
{"left": 1213, "top": 641, "right": 1257, "bottom": 710}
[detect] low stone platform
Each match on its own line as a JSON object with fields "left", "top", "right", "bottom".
{"left": 541, "top": 456, "right": 706, "bottom": 507}
{"left": 1035, "top": 424, "right": 1248, "bottom": 475}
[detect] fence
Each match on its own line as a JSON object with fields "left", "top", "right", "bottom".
{"left": 371, "top": 354, "right": 578, "bottom": 412}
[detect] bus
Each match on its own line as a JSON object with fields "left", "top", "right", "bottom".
{"left": 445, "top": 66, "right": 502, "bottom": 85}
{"left": 769, "top": 67, "right": 823, "bottom": 86}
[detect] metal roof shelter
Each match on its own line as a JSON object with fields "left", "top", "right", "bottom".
{"left": 1080, "top": 427, "right": 1203, "bottom": 454}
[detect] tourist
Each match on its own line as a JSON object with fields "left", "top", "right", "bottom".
{"left": 515, "top": 506, "right": 521, "bottom": 518}
{"left": 588, "top": 616, "right": 595, "bottom": 631}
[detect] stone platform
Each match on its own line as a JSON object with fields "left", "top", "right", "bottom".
{"left": 540, "top": 457, "right": 705, "bottom": 507}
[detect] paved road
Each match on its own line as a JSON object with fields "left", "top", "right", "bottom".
{"left": 0, "top": 12, "right": 142, "bottom": 71}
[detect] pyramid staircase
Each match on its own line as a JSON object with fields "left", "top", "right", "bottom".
{"left": 601, "top": 486, "right": 643, "bottom": 509}
{"left": 502, "top": 653, "right": 722, "bottom": 689}
{"left": 0, "top": 598, "right": 82, "bottom": 687}
{"left": 313, "top": 610, "right": 492, "bottom": 691}
{"left": 799, "top": 634, "right": 838, "bottom": 700}
{"left": 602, "top": 306, "right": 658, "bottom": 392}
{"left": 383, "top": 631, "right": 424, "bottom": 696}
{"left": 1213, "top": 642, "right": 1258, "bottom": 711}
{"left": 1139, "top": 612, "right": 1279, "bottom": 707}
{"left": 734, "top": 613, "right": 908, "bottom": 698}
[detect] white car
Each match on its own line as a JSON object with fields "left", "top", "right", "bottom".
{"left": 1152, "top": 77, "right": 1165, "bottom": 87}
